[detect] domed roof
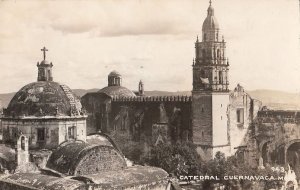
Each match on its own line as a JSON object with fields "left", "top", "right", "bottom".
{"left": 46, "top": 142, "right": 126, "bottom": 175}
{"left": 5, "top": 81, "right": 83, "bottom": 118}
{"left": 98, "top": 86, "right": 136, "bottom": 98}
{"left": 202, "top": 15, "right": 219, "bottom": 31}
{"left": 108, "top": 70, "right": 121, "bottom": 77}
{"left": 202, "top": 2, "right": 219, "bottom": 31}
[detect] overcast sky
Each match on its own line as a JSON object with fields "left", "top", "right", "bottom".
{"left": 0, "top": 0, "right": 299, "bottom": 93}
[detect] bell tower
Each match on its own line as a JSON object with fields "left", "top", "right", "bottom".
{"left": 192, "top": 0, "right": 230, "bottom": 160}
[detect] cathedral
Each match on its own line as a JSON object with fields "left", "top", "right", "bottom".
{"left": 81, "top": 1, "right": 261, "bottom": 161}
{"left": 0, "top": 50, "right": 171, "bottom": 189}
{"left": 2, "top": 47, "right": 87, "bottom": 150}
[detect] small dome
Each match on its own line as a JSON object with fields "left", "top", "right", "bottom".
{"left": 40, "top": 60, "right": 50, "bottom": 65}
{"left": 202, "top": 14, "right": 219, "bottom": 31}
{"left": 108, "top": 70, "right": 121, "bottom": 77}
{"left": 6, "top": 81, "right": 82, "bottom": 117}
{"left": 98, "top": 86, "right": 136, "bottom": 98}
{"left": 202, "top": 1, "right": 219, "bottom": 31}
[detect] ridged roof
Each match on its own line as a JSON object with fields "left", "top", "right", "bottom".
{"left": 98, "top": 86, "right": 136, "bottom": 98}
{"left": 5, "top": 81, "right": 83, "bottom": 117}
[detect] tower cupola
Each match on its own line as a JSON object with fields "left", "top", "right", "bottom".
{"left": 202, "top": 0, "right": 219, "bottom": 42}
{"left": 108, "top": 70, "right": 122, "bottom": 86}
{"left": 37, "top": 47, "right": 53, "bottom": 82}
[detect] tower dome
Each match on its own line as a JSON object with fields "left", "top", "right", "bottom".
{"left": 202, "top": 0, "right": 219, "bottom": 31}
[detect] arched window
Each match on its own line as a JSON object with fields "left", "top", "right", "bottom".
{"left": 217, "top": 49, "right": 220, "bottom": 58}
{"left": 47, "top": 70, "right": 51, "bottom": 78}
{"left": 21, "top": 136, "right": 25, "bottom": 150}
{"left": 219, "top": 71, "right": 223, "bottom": 84}
{"left": 202, "top": 49, "right": 206, "bottom": 58}
{"left": 204, "top": 33, "right": 207, "bottom": 41}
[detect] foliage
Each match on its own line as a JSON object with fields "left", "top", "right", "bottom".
{"left": 142, "top": 142, "right": 203, "bottom": 176}
{"left": 202, "top": 152, "right": 285, "bottom": 190}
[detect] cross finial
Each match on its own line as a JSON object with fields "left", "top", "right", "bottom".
{"left": 41, "top": 46, "right": 48, "bottom": 60}
{"left": 209, "top": 0, "right": 212, "bottom": 6}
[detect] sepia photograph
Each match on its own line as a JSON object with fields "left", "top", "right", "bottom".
{"left": 0, "top": 0, "right": 299, "bottom": 189}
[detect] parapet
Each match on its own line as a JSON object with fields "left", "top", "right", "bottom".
{"left": 111, "top": 95, "right": 192, "bottom": 102}
{"left": 257, "top": 110, "right": 300, "bottom": 123}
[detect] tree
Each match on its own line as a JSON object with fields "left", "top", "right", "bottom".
{"left": 143, "top": 142, "right": 203, "bottom": 176}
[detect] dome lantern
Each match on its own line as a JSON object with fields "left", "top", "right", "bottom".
{"left": 37, "top": 47, "right": 53, "bottom": 82}
{"left": 108, "top": 70, "right": 122, "bottom": 86}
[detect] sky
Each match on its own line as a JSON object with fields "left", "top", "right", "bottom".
{"left": 0, "top": 0, "right": 299, "bottom": 93}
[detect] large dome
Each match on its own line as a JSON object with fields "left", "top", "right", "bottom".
{"left": 98, "top": 86, "right": 136, "bottom": 98}
{"left": 5, "top": 81, "right": 82, "bottom": 117}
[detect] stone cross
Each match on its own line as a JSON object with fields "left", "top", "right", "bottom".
{"left": 41, "top": 47, "right": 48, "bottom": 60}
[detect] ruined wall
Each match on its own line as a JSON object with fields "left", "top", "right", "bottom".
{"left": 228, "top": 84, "right": 262, "bottom": 154}
{"left": 255, "top": 111, "right": 300, "bottom": 165}
{"left": 1, "top": 118, "right": 86, "bottom": 149}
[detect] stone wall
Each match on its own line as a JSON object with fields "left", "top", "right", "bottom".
{"left": 81, "top": 93, "right": 111, "bottom": 134}
{"left": 192, "top": 92, "right": 213, "bottom": 146}
{"left": 192, "top": 91, "right": 231, "bottom": 160}
{"left": 82, "top": 93, "right": 192, "bottom": 146}
{"left": 0, "top": 117, "right": 86, "bottom": 149}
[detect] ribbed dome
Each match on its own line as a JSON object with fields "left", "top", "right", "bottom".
{"left": 98, "top": 86, "right": 136, "bottom": 98}
{"left": 6, "top": 81, "right": 83, "bottom": 117}
{"left": 202, "top": 2, "right": 219, "bottom": 31}
{"left": 202, "top": 16, "right": 219, "bottom": 31}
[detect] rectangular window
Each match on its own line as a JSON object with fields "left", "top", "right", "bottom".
{"left": 37, "top": 128, "right": 45, "bottom": 141}
{"left": 237, "top": 109, "right": 244, "bottom": 123}
{"left": 68, "top": 126, "right": 76, "bottom": 139}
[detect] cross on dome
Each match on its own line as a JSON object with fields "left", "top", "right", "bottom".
{"left": 41, "top": 47, "right": 48, "bottom": 60}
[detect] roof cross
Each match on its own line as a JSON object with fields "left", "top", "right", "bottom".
{"left": 41, "top": 46, "right": 48, "bottom": 60}
{"left": 209, "top": 0, "right": 212, "bottom": 6}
